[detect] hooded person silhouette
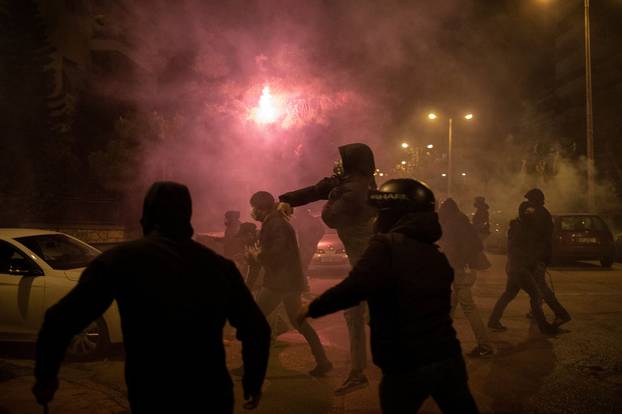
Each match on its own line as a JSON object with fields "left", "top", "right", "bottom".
{"left": 33, "top": 182, "right": 271, "bottom": 413}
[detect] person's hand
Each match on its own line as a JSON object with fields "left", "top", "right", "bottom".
{"left": 296, "top": 303, "right": 310, "bottom": 326}
{"left": 32, "top": 377, "right": 59, "bottom": 406}
{"left": 246, "top": 242, "right": 261, "bottom": 260}
{"left": 243, "top": 390, "right": 262, "bottom": 410}
{"left": 277, "top": 202, "right": 293, "bottom": 219}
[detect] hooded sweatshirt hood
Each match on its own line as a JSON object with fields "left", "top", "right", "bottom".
{"left": 141, "top": 181, "right": 194, "bottom": 240}
{"left": 339, "top": 143, "right": 376, "bottom": 176}
{"left": 389, "top": 212, "right": 443, "bottom": 244}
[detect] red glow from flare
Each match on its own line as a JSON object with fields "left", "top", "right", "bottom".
{"left": 252, "top": 85, "right": 279, "bottom": 125}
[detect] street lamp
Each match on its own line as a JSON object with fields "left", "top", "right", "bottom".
{"left": 426, "top": 144, "right": 434, "bottom": 149}
{"left": 539, "top": 0, "right": 594, "bottom": 210}
{"left": 427, "top": 112, "right": 474, "bottom": 196}
{"left": 401, "top": 142, "right": 409, "bottom": 149}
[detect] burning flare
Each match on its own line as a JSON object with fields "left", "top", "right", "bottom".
{"left": 255, "top": 86, "right": 279, "bottom": 124}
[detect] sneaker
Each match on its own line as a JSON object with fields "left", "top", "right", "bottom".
{"left": 487, "top": 320, "right": 507, "bottom": 332}
{"left": 309, "top": 361, "right": 333, "bottom": 377}
{"left": 334, "top": 373, "right": 369, "bottom": 396}
{"left": 230, "top": 366, "right": 244, "bottom": 376}
{"left": 553, "top": 314, "right": 571, "bottom": 328}
{"left": 467, "top": 345, "right": 494, "bottom": 358}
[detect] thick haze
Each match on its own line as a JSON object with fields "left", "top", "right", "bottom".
{"left": 97, "top": 0, "right": 618, "bottom": 230}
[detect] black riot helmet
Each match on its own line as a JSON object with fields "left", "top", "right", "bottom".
{"left": 369, "top": 179, "right": 436, "bottom": 212}
{"left": 369, "top": 179, "right": 436, "bottom": 233}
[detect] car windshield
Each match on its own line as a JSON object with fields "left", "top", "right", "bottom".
{"left": 560, "top": 216, "right": 607, "bottom": 232}
{"left": 15, "top": 234, "right": 100, "bottom": 270}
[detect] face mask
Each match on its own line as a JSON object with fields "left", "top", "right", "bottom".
{"left": 251, "top": 208, "right": 263, "bottom": 222}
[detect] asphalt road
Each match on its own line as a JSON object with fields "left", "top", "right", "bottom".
{"left": 1, "top": 254, "right": 621, "bottom": 413}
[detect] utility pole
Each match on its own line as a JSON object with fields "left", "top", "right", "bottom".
{"left": 584, "top": 0, "right": 595, "bottom": 211}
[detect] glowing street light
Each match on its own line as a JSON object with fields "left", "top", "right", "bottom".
{"left": 400, "top": 160, "right": 407, "bottom": 165}
{"left": 461, "top": 172, "right": 467, "bottom": 176}
{"left": 401, "top": 142, "right": 409, "bottom": 149}
{"left": 441, "top": 173, "right": 447, "bottom": 177}
{"left": 426, "top": 144, "right": 434, "bottom": 149}
{"left": 427, "top": 111, "right": 476, "bottom": 196}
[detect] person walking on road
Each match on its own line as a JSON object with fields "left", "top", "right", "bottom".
{"left": 32, "top": 182, "right": 271, "bottom": 413}
{"left": 524, "top": 188, "right": 571, "bottom": 327}
{"left": 299, "top": 179, "right": 479, "bottom": 414}
{"left": 488, "top": 201, "right": 558, "bottom": 335}
{"left": 438, "top": 198, "right": 494, "bottom": 358}
{"left": 471, "top": 196, "right": 491, "bottom": 241}
{"left": 244, "top": 191, "right": 333, "bottom": 377}
{"left": 279, "top": 143, "right": 377, "bottom": 395}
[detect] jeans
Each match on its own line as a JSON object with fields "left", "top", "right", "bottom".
{"left": 488, "top": 268, "right": 551, "bottom": 333}
{"left": 451, "top": 270, "right": 491, "bottom": 348}
{"left": 532, "top": 262, "right": 570, "bottom": 320}
{"left": 256, "top": 287, "right": 329, "bottom": 364}
{"left": 379, "top": 356, "right": 479, "bottom": 414}
{"left": 339, "top": 223, "right": 373, "bottom": 374}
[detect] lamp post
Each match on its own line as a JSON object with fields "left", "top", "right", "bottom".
{"left": 584, "top": 0, "right": 594, "bottom": 211}
{"left": 428, "top": 112, "right": 473, "bottom": 197}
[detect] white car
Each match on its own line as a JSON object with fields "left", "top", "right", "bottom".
{"left": 0, "top": 229, "right": 122, "bottom": 358}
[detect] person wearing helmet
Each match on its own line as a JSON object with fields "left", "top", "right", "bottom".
{"left": 524, "top": 188, "right": 571, "bottom": 327}
{"left": 438, "top": 198, "right": 494, "bottom": 358}
{"left": 279, "top": 143, "right": 377, "bottom": 394}
{"left": 245, "top": 191, "right": 333, "bottom": 377}
{"left": 488, "top": 201, "right": 558, "bottom": 335}
{"left": 298, "top": 179, "right": 479, "bottom": 414}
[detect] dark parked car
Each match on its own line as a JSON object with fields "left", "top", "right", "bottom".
{"left": 552, "top": 214, "right": 616, "bottom": 267}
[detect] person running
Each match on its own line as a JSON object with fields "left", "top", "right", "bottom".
{"left": 243, "top": 191, "right": 332, "bottom": 376}
{"left": 438, "top": 198, "right": 494, "bottom": 358}
{"left": 32, "top": 182, "right": 271, "bottom": 413}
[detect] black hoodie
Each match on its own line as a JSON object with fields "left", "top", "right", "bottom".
{"left": 279, "top": 143, "right": 377, "bottom": 231}
{"left": 308, "top": 212, "right": 461, "bottom": 372}
{"left": 35, "top": 182, "right": 271, "bottom": 412}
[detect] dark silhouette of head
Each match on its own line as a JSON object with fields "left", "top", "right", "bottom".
{"left": 369, "top": 178, "right": 435, "bottom": 233}
{"left": 518, "top": 201, "right": 536, "bottom": 221}
{"left": 250, "top": 191, "right": 276, "bottom": 222}
{"left": 474, "top": 196, "right": 488, "bottom": 209}
{"left": 525, "top": 188, "right": 545, "bottom": 206}
{"left": 140, "top": 182, "right": 193, "bottom": 239}
{"left": 339, "top": 143, "right": 376, "bottom": 177}
{"left": 224, "top": 210, "right": 240, "bottom": 226}
{"left": 438, "top": 198, "right": 461, "bottom": 221}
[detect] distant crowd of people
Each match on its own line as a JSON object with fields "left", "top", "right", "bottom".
{"left": 32, "top": 143, "right": 570, "bottom": 414}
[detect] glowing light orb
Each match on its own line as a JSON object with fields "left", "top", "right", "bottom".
{"left": 401, "top": 142, "right": 409, "bottom": 149}
{"left": 256, "top": 86, "right": 279, "bottom": 124}
{"left": 428, "top": 113, "right": 438, "bottom": 120}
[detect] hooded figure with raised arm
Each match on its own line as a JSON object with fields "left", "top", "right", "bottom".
{"left": 279, "top": 143, "right": 377, "bottom": 395}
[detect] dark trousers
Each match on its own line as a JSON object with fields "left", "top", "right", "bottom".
{"left": 256, "top": 287, "right": 329, "bottom": 364}
{"left": 379, "top": 356, "right": 479, "bottom": 414}
{"left": 533, "top": 262, "right": 570, "bottom": 319}
{"left": 488, "top": 268, "right": 551, "bottom": 333}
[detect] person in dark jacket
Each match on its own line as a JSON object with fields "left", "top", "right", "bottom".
{"left": 524, "top": 188, "right": 571, "bottom": 327}
{"left": 291, "top": 209, "right": 325, "bottom": 280}
{"left": 32, "top": 182, "right": 271, "bottom": 413}
{"left": 438, "top": 198, "right": 494, "bottom": 358}
{"left": 471, "top": 196, "right": 490, "bottom": 241}
{"left": 298, "top": 179, "right": 479, "bottom": 414}
{"left": 246, "top": 191, "right": 332, "bottom": 376}
{"left": 488, "top": 201, "right": 557, "bottom": 335}
{"left": 279, "top": 143, "right": 376, "bottom": 394}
